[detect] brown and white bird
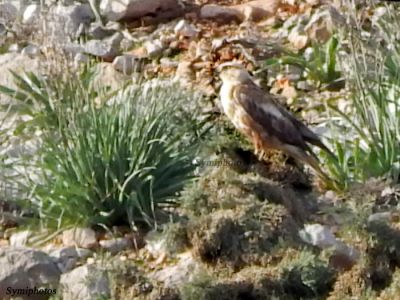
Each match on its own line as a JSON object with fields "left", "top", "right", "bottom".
{"left": 218, "top": 62, "right": 334, "bottom": 179}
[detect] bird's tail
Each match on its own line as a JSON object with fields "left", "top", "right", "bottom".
{"left": 281, "top": 144, "right": 332, "bottom": 183}
{"left": 307, "top": 138, "right": 337, "bottom": 161}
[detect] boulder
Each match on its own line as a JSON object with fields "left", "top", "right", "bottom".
{"left": 60, "top": 265, "right": 110, "bottom": 300}
{"left": 100, "top": 0, "right": 183, "bottom": 22}
{"left": 62, "top": 227, "right": 98, "bottom": 249}
{"left": 201, "top": 0, "right": 280, "bottom": 23}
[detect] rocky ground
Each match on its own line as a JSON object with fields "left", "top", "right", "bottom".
{"left": 1, "top": 0, "right": 400, "bottom": 299}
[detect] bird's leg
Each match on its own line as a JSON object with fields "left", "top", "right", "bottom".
{"left": 253, "top": 137, "right": 265, "bottom": 161}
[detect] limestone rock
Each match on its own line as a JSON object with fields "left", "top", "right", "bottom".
{"left": 100, "top": 0, "right": 183, "bottom": 22}
{"left": 62, "top": 227, "right": 98, "bottom": 249}
{"left": 22, "top": 4, "right": 40, "bottom": 24}
{"left": 99, "top": 237, "right": 132, "bottom": 254}
{"left": 112, "top": 54, "right": 142, "bottom": 74}
{"left": 201, "top": 0, "right": 280, "bottom": 23}
{"left": 9, "top": 230, "right": 33, "bottom": 247}
{"left": 60, "top": 265, "right": 110, "bottom": 300}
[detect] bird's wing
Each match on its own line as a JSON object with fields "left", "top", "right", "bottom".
{"left": 233, "top": 82, "right": 309, "bottom": 150}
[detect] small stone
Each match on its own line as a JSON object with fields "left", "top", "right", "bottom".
{"left": 299, "top": 224, "right": 359, "bottom": 264}
{"left": 8, "top": 43, "right": 20, "bottom": 52}
{"left": 306, "top": 0, "right": 320, "bottom": 6}
{"left": 62, "top": 227, "right": 98, "bottom": 249}
{"left": 52, "top": 3, "right": 95, "bottom": 38}
{"left": 0, "top": 3, "right": 18, "bottom": 22}
{"left": 200, "top": 0, "right": 278, "bottom": 23}
{"left": 88, "top": 22, "right": 117, "bottom": 39}
{"left": 288, "top": 25, "right": 308, "bottom": 49}
{"left": 112, "top": 54, "right": 141, "bottom": 75}
{"left": 174, "top": 20, "right": 198, "bottom": 38}
{"left": 74, "top": 53, "right": 90, "bottom": 65}
{"left": 297, "top": 81, "right": 315, "bottom": 91}
{"left": 22, "top": 4, "right": 40, "bottom": 24}
{"left": 144, "top": 39, "right": 164, "bottom": 58}
{"left": 281, "top": 85, "right": 297, "bottom": 100}
{"left": 99, "top": 237, "right": 132, "bottom": 254}
{"left": 200, "top": 4, "right": 242, "bottom": 22}
{"left": 49, "top": 247, "right": 92, "bottom": 273}
{"left": 100, "top": 0, "right": 183, "bottom": 22}
{"left": 100, "top": 0, "right": 127, "bottom": 21}
{"left": 150, "top": 252, "right": 201, "bottom": 289}
{"left": 21, "top": 44, "right": 40, "bottom": 58}
{"left": 368, "top": 212, "right": 393, "bottom": 223}
{"left": 9, "top": 230, "right": 33, "bottom": 247}
{"left": 84, "top": 37, "right": 120, "bottom": 61}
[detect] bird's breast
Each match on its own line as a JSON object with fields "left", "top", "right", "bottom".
{"left": 220, "top": 83, "right": 251, "bottom": 132}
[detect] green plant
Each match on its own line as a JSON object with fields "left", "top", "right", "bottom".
{"left": 0, "top": 69, "right": 207, "bottom": 229}
{"left": 266, "top": 36, "right": 342, "bottom": 89}
{"left": 322, "top": 3, "right": 400, "bottom": 186}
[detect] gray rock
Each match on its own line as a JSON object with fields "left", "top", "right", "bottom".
{"left": 150, "top": 252, "right": 201, "bottom": 288}
{"left": 0, "top": 247, "right": 60, "bottom": 300}
{"left": 288, "top": 24, "right": 308, "bottom": 49}
{"left": 88, "top": 22, "right": 117, "bottom": 39}
{"left": 0, "top": 23, "right": 6, "bottom": 36}
{"left": 368, "top": 212, "right": 393, "bottom": 223}
{"left": 299, "top": 224, "right": 359, "bottom": 262}
{"left": 0, "top": 53, "right": 40, "bottom": 104}
{"left": 84, "top": 32, "right": 122, "bottom": 60}
{"left": 49, "top": 247, "right": 92, "bottom": 273}
{"left": 0, "top": 3, "right": 18, "bottom": 23}
{"left": 297, "top": 81, "right": 315, "bottom": 91}
{"left": 144, "top": 39, "right": 164, "bottom": 58}
{"left": 99, "top": 0, "right": 128, "bottom": 21}
{"left": 200, "top": 4, "right": 242, "bottom": 22}
{"left": 62, "top": 227, "right": 98, "bottom": 249}
{"left": 174, "top": 20, "right": 198, "bottom": 38}
{"left": 112, "top": 54, "right": 142, "bottom": 74}
{"left": 74, "top": 53, "right": 90, "bottom": 66}
{"left": 21, "top": 44, "right": 40, "bottom": 58}
{"left": 22, "top": 4, "right": 40, "bottom": 24}
{"left": 50, "top": 3, "right": 95, "bottom": 39}
{"left": 99, "top": 237, "right": 132, "bottom": 254}
{"left": 100, "top": 0, "right": 183, "bottom": 22}
{"left": 60, "top": 265, "right": 110, "bottom": 300}
{"left": 8, "top": 43, "right": 20, "bottom": 52}
{"left": 63, "top": 42, "right": 85, "bottom": 57}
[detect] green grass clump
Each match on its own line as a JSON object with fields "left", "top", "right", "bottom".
{"left": 0, "top": 69, "right": 206, "bottom": 229}
{"left": 323, "top": 3, "right": 400, "bottom": 186}
{"left": 266, "top": 36, "right": 342, "bottom": 89}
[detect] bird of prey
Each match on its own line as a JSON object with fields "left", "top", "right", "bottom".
{"left": 218, "top": 62, "right": 334, "bottom": 179}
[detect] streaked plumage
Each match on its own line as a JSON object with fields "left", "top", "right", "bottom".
{"left": 218, "top": 64, "right": 334, "bottom": 179}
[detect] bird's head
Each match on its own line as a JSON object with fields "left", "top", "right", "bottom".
{"left": 217, "top": 62, "right": 253, "bottom": 85}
